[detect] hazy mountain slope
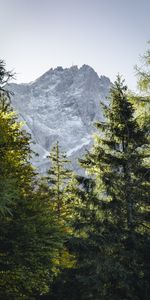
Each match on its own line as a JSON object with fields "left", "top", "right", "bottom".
{"left": 8, "top": 65, "right": 111, "bottom": 173}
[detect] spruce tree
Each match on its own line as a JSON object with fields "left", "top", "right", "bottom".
{"left": 76, "top": 76, "right": 150, "bottom": 299}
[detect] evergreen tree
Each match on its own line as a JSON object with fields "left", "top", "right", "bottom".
{"left": 46, "top": 141, "right": 73, "bottom": 219}
{"left": 61, "top": 176, "right": 102, "bottom": 300}
{"left": 0, "top": 61, "right": 65, "bottom": 299}
{"left": 0, "top": 188, "right": 63, "bottom": 300}
{"left": 0, "top": 99, "right": 34, "bottom": 214}
{"left": 48, "top": 170, "right": 104, "bottom": 300}
{"left": 75, "top": 76, "right": 150, "bottom": 299}
{"left": 0, "top": 60, "right": 15, "bottom": 214}
{"left": 44, "top": 142, "right": 76, "bottom": 299}
{"left": 132, "top": 43, "right": 150, "bottom": 135}
{"left": 136, "top": 42, "right": 150, "bottom": 93}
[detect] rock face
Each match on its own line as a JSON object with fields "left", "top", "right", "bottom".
{"left": 8, "top": 65, "right": 111, "bottom": 173}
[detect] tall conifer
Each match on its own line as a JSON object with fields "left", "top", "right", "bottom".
{"left": 77, "top": 76, "right": 150, "bottom": 299}
{"left": 0, "top": 61, "right": 65, "bottom": 299}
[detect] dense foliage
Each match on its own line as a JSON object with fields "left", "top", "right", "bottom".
{"left": 77, "top": 76, "right": 150, "bottom": 299}
{"left": 0, "top": 47, "right": 149, "bottom": 300}
{"left": 0, "top": 61, "right": 66, "bottom": 299}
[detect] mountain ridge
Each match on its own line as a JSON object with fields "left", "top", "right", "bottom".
{"left": 8, "top": 64, "right": 111, "bottom": 173}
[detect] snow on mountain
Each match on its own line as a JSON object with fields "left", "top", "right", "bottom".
{"left": 8, "top": 65, "right": 111, "bottom": 173}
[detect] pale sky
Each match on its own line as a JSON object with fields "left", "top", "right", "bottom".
{"left": 0, "top": 0, "right": 150, "bottom": 90}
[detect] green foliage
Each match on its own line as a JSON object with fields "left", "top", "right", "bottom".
{"left": 132, "top": 44, "right": 150, "bottom": 135}
{"left": 0, "top": 61, "right": 67, "bottom": 299}
{"left": 41, "top": 143, "right": 77, "bottom": 299}
{"left": 0, "top": 107, "right": 34, "bottom": 214}
{"left": 70, "top": 76, "right": 150, "bottom": 299}
{"left": 0, "top": 59, "right": 13, "bottom": 87}
{"left": 136, "top": 42, "right": 150, "bottom": 92}
{"left": 0, "top": 190, "right": 62, "bottom": 299}
{"left": 0, "top": 55, "right": 149, "bottom": 300}
{"left": 46, "top": 141, "right": 72, "bottom": 218}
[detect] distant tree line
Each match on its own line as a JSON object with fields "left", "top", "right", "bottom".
{"left": 0, "top": 46, "right": 149, "bottom": 299}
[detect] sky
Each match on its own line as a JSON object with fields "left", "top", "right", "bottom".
{"left": 0, "top": 0, "right": 150, "bottom": 91}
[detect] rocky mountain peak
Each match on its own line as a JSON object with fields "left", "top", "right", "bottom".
{"left": 8, "top": 65, "right": 111, "bottom": 173}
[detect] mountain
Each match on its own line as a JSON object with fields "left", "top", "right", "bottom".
{"left": 8, "top": 65, "right": 111, "bottom": 173}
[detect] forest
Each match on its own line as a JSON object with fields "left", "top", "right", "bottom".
{"left": 0, "top": 46, "right": 150, "bottom": 300}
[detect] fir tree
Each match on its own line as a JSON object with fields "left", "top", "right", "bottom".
{"left": 44, "top": 142, "right": 76, "bottom": 299}
{"left": 76, "top": 76, "right": 150, "bottom": 299}
{"left": 46, "top": 141, "right": 73, "bottom": 219}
